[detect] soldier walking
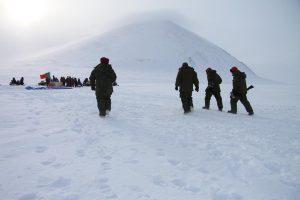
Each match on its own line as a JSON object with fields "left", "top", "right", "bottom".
{"left": 202, "top": 67, "right": 223, "bottom": 111}
{"left": 90, "top": 57, "right": 117, "bottom": 117}
{"left": 228, "top": 66, "right": 254, "bottom": 115}
{"left": 175, "top": 62, "right": 199, "bottom": 114}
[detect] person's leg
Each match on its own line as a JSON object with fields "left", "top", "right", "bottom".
{"left": 214, "top": 92, "right": 223, "bottom": 111}
{"left": 228, "top": 96, "right": 238, "bottom": 114}
{"left": 187, "top": 91, "right": 193, "bottom": 109}
{"left": 96, "top": 93, "right": 106, "bottom": 116}
{"left": 240, "top": 95, "right": 254, "bottom": 115}
{"left": 180, "top": 92, "right": 191, "bottom": 113}
{"left": 105, "top": 96, "right": 111, "bottom": 113}
{"left": 204, "top": 90, "right": 213, "bottom": 109}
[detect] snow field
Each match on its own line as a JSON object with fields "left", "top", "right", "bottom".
{"left": 0, "top": 80, "right": 299, "bottom": 200}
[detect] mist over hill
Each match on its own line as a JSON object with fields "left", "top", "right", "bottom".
{"left": 11, "top": 20, "right": 266, "bottom": 84}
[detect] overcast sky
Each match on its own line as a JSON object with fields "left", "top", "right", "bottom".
{"left": 0, "top": 0, "right": 299, "bottom": 83}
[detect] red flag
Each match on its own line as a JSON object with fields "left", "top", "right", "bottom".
{"left": 40, "top": 72, "right": 50, "bottom": 79}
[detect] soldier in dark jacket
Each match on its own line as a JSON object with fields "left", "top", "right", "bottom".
{"left": 202, "top": 68, "right": 223, "bottom": 111}
{"left": 228, "top": 66, "right": 254, "bottom": 115}
{"left": 90, "top": 57, "right": 117, "bottom": 117}
{"left": 175, "top": 62, "right": 199, "bottom": 114}
{"left": 10, "top": 77, "right": 17, "bottom": 85}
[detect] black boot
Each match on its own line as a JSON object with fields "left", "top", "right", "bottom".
{"left": 227, "top": 110, "right": 237, "bottom": 114}
{"left": 184, "top": 109, "right": 191, "bottom": 114}
{"left": 99, "top": 110, "right": 106, "bottom": 117}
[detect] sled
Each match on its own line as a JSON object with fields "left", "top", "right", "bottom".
{"left": 25, "top": 86, "right": 72, "bottom": 90}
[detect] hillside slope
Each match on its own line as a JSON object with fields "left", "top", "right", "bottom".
{"left": 23, "top": 20, "right": 264, "bottom": 83}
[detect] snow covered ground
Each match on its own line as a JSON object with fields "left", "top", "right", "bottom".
{"left": 0, "top": 77, "right": 299, "bottom": 200}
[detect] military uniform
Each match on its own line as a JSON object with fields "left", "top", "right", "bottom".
{"left": 228, "top": 66, "right": 253, "bottom": 115}
{"left": 175, "top": 63, "right": 199, "bottom": 113}
{"left": 90, "top": 57, "right": 117, "bottom": 117}
{"left": 203, "top": 68, "right": 223, "bottom": 111}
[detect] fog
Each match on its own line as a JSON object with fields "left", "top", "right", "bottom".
{"left": 0, "top": 0, "right": 299, "bottom": 83}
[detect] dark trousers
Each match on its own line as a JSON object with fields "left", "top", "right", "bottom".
{"left": 205, "top": 90, "right": 223, "bottom": 110}
{"left": 230, "top": 94, "right": 253, "bottom": 113}
{"left": 96, "top": 94, "right": 111, "bottom": 115}
{"left": 180, "top": 91, "right": 193, "bottom": 112}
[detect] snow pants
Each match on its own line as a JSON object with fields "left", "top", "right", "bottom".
{"left": 180, "top": 91, "right": 193, "bottom": 112}
{"left": 205, "top": 90, "right": 223, "bottom": 110}
{"left": 96, "top": 91, "right": 112, "bottom": 116}
{"left": 230, "top": 93, "right": 253, "bottom": 114}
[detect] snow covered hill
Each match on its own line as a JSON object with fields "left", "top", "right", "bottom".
{"left": 13, "top": 20, "right": 265, "bottom": 85}
{"left": 0, "top": 82, "right": 299, "bottom": 200}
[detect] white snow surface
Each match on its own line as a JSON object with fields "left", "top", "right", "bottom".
{"left": 0, "top": 75, "right": 300, "bottom": 200}
{"left": 0, "top": 20, "right": 299, "bottom": 200}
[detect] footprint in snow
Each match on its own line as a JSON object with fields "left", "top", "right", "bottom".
{"left": 61, "top": 194, "right": 80, "bottom": 200}
{"left": 130, "top": 185, "right": 143, "bottom": 192}
{"left": 171, "top": 179, "right": 186, "bottom": 187}
{"left": 101, "top": 162, "right": 112, "bottom": 171}
{"left": 156, "top": 149, "right": 165, "bottom": 157}
{"left": 35, "top": 146, "right": 47, "bottom": 153}
{"left": 76, "top": 150, "right": 85, "bottom": 157}
{"left": 41, "top": 161, "right": 53, "bottom": 166}
{"left": 168, "top": 159, "right": 180, "bottom": 166}
{"left": 99, "top": 177, "right": 109, "bottom": 183}
{"left": 17, "top": 193, "right": 37, "bottom": 200}
{"left": 128, "top": 159, "right": 139, "bottom": 165}
{"left": 98, "top": 177, "right": 110, "bottom": 191}
{"left": 50, "top": 177, "right": 71, "bottom": 188}
{"left": 103, "top": 156, "right": 112, "bottom": 160}
{"left": 186, "top": 186, "right": 201, "bottom": 193}
{"left": 213, "top": 192, "right": 243, "bottom": 200}
{"left": 105, "top": 194, "right": 118, "bottom": 199}
{"left": 153, "top": 176, "right": 167, "bottom": 186}
{"left": 26, "top": 128, "right": 37, "bottom": 133}
{"left": 40, "top": 158, "right": 56, "bottom": 166}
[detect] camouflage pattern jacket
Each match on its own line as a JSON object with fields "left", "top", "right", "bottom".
{"left": 232, "top": 70, "right": 247, "bottom": 95}
{"left": 175, "top": 63, "right": 199, "bottom": 92}
{"left": 206, "top": 70, "right": 222, "bottom": 93}
{"left": 90, "top": 63, "right": 117, "bottom": 95}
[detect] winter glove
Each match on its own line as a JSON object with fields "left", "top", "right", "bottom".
{"left": 112, "top": 81, "right": 118, "bottom": 86}
{"left": 195, "top": 87, "right": 199, "bottom": 92}
{"left": 231, "top": 90, "right": 237, "bottom": 96}
{"left": 175, "top": 86, "right": 178, "bottom": 91}
{"left": 230, "top": 90, "right": 239, "bottom": 99}
{"left": 91, "top": 86, "right": 95, "bottom": 91}
{"left": 230, "top": 92, "right": 235, "bottom": 99}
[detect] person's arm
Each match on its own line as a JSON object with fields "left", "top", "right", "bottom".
{"left": 89, "top": 69, "right": 96, "bottom": 90}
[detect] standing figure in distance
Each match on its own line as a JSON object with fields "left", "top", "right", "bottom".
{"left": 90, "top": 57, "right": 117, "bottom": 117}
{"left": 175, "top": 62, "right": 199, "bottom": 114}
{"left": 228, "top": 66, "right": 254, "bottom": 115}
{"left": 19, "top": 77, "right": 24, "bottom": 85}
{"left": 202, "top": 67, "right": 223, "bottom": 111}
{"left": 10, "top": 77, "right": 17, "bottom": 85}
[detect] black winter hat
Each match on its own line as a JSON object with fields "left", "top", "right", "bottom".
{"left": 206, "top": 67, "right": 212, "bottom": 72}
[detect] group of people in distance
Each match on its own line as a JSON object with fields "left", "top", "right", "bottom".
{"left": 175, "top": 62, "right": 254, "bottom": 115}
{"left": 38, "top": 75, "right": 91, "bottom": 87}
{"left": 89, "top": 57, "right": 254, "bottom": 118}
{"left": 9, "top": 77, "right": 24, "bottom": 86}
